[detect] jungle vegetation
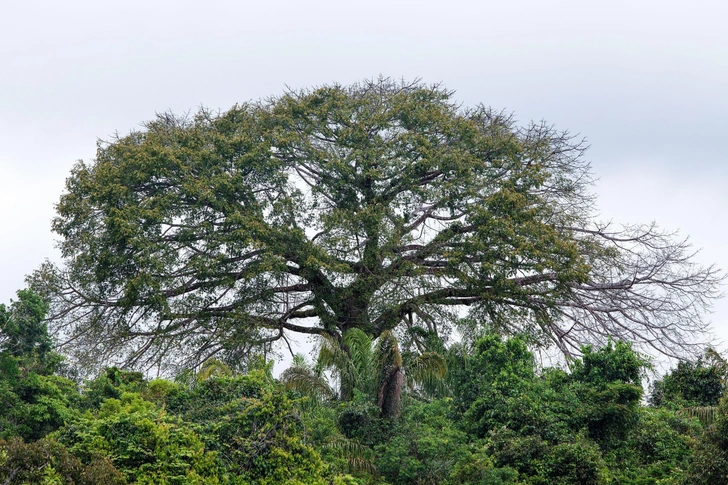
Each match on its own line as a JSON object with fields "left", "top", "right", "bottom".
{"left": 2, "top": 289, "right": 728, "bottom": 484}
{"left": 4, "top": 79, "right": 726, "bottom": 483}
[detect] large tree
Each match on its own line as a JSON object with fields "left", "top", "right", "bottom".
{"left": 36, "top": 78, "right": 722, "bottom": 371}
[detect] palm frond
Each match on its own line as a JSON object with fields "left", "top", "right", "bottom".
{"left": 317, "top": 332, "right": 358, "bottom": 399}
{"left": 407, "top": 352, "right": 447, "bottom": 384}
{"left": 680, "top": 405, "right": 719, "bottom": 425}
{"left": 291, "top": 353, "right": 309, "bottom": 369}
{"left": 280, "top": 365, "right": 336, "bottom": 400}
{"left": 344, "top": 329, "right": 374, "bottom": 380}
{"left": 325, "top": 437, "right": 378, "bottom": 475}
{"left": 197, "top": 358, "right": 232, "bottom": 381}
{"left": 406, "top": 351, "right": 449, "bottom": 397}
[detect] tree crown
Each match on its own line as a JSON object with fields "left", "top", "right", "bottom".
{"left": 37, "top": 78, "right": 723, "bottom": 371}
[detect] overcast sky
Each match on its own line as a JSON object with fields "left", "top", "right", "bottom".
{"left": 1, "top": 0, "right": 726, "bottom": 364}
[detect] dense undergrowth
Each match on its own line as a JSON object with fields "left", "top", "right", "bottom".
{"left": 2, "top": 290, "right": 728, "bottom": 484}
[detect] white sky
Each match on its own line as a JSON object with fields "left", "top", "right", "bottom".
{"left": 1, "top": 0, "right": 726, "bottom": 366}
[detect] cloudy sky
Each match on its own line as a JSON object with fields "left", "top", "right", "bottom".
{"left": 1, "top": 0, "right": 726, "bottom": 361}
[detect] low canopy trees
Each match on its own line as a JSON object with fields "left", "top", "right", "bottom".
{"left": 36, "top": 78, "right": 722, "bottom": 371}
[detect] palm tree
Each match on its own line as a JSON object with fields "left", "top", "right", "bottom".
{"left": 318, "top": 329, "right": 374, "bottom": 401}
{"left": 313, "top": 329, "right": 447, "bottom": 418}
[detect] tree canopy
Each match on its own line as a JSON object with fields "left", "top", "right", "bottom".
{"left": 36, "top": 78, "right": 722, "bottom": 370}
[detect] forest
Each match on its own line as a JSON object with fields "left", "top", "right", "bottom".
{"left": 2, "top": 289, "right": 728, "bottom": 484}
{"left": 2, "top": 79, "right": 726, "bottom": 484}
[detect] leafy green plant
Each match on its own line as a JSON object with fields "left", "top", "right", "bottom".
{"left": 0, "top": 437, "right": 125, "bottom": 485}
{"left": 55, "top": 392, "right": 221, "bottom": 484}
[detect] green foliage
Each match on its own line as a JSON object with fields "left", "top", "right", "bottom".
{"left": 38, "top": 78, "right": 721, "bottom": 374}
{"left": 650, "top": 359, "right": 724, "bottom": 408}
{"left": 0, "top": 290, "right": 79, "bottom": 441}
{"left": 310, "top": 329, "right": 447, "bottom": 420}
{"left": 0, "top": 296, "right": 717, "bottom": 485}
{"left": 0, "top": 372, "right": 79, "bottom": 441}
{"left": 611, "top": 407, "right": 698, "bottom": 484}
{"left": 405, "top": 352, "right": 448, "bottom": 393}
{"left": 444, "top": 335, "right": 657, "bottom": 483}
{"left": 486, "top": 428, "right": 610, "bottom": 485}
{"left": 0, "top": 289, "right": 52, "bottom": 363}
{"left": 571, "top": 341, "right": 647, "bottom": 387}
{"left": 449, "top": 448, "right": 521, "bottom": 485}
{"left": 568, "top": 342, "right": 646, "bottom": 450}
{"left": 281, "top": 354, "right": 337, "bottom": 405}
{"left": 317, "top": 330, "right": 370, "bottom": 401}
{"left": 681, "top": 396, "right": 728, "bottom": 485}
{"left": 374, "top": 398, "right": 469, "bottom": 485}
{"left": 540, "top": 438, "right": 610, "bottom": 485}
{"left": 165, "top": 369, "right": 275, "bottom": 417}
{"left": 79, "top": 367, "right": 147, "bottom": 410}
{"left": 449, "top": 335, "right": 540, "bottom": 437}
{"left": 163, "top": 371, "right": 334, "bottom": 484}
{"left": 197, "top": 358, "right": 233, "bottom": 381}
{"left": 0, "top": 437, "right": 125, "bottom": 484}
{"left": 335, "top": 393, "right": 391, "bottom": 448}
{"left": 55, "top": 392, "right": 221, "bottom": 484}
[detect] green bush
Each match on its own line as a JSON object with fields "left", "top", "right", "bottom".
{"left": 0, "top": 437, "right": 126, "bottom": 485}
{"left": 55, "top": 392, "right": 222, "bottom": 484}
{"left": 650, "top": 360, "right": 724, "bottom": 408}
{"left": 374, "top": 399, "right": 469, "bottom": 485}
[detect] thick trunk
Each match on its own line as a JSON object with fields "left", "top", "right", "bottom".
{"left": 337, "top": 286, "right": 377, "bottom": 336}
